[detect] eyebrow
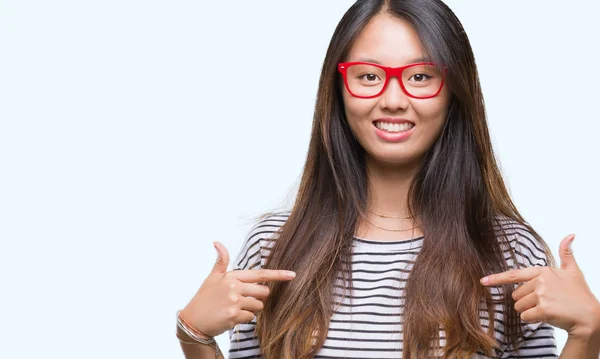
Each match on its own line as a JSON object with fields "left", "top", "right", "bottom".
{"left": 355, "top": 56, "right": 433, "bottom": 65}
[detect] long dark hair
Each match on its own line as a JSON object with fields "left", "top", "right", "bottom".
{"left": 255, "top": 1, "right": 555, "bottom": 358}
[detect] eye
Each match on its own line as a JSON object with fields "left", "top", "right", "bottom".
{"left": 358, "top": 73, "right": 381, "bottom": 82}
{"left": 410, "top": 74, "right": 432, "bottom": 82}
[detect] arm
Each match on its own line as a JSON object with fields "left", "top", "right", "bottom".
{"left": 560, "top": 336, "right": 600, "bottom": 359}
{"left": 178, "top": 326, "right": 225, "bottom": 359}
{"left": 559, "top": 304, "right": 600, "bottom": 359}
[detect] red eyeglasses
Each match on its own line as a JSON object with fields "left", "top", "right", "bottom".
{"left": 338, "top": 62, "right": 446, "bottom": 99}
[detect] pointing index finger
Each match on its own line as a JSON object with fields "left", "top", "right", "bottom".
{"left": 480, "top": 267, "right": 541, "bottom": 286}
{"left": 233, "top": 269, "right": 297, "bottom": 283}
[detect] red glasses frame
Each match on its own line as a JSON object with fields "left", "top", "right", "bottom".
{"left": 337, "top": 61, "right": 447, "bottom": 99}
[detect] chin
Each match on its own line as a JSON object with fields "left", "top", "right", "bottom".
{"left": 367, "top": 152, "right": 423, "bottom": 169}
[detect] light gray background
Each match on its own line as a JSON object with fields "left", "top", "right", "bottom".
{"left": 1, "top": 1, "right": 599, "bottom": 358}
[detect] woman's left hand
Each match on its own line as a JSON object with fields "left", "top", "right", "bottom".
{"left": 480, "top": 234, "right": 600, "bottom": 340}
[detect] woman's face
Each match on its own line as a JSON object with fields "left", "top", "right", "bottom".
{"left": 341, "top": 13, "right": 451, "bottom": 167}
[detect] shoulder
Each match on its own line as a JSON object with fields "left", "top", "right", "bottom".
{"left": 231, "top": 210, "right": 291, "bottom": 271}
{"left": 228, "top": 211, "right": 290, "bottom": 356}
{"left": 493, "top": 215, "right": 551, "bottom": 268}
{"left": 490, "top": 217, "right": 558, "bottom": 356}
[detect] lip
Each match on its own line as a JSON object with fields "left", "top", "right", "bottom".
{"left": 372, "top": 118, "right": 415, "bottom": 142}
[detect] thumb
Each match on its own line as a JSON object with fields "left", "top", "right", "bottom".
{"left": 559, "top": 234, "right": 579, "bottom": 271}
{"left": 211, "top": 241, "right": 230, "bottom": 274}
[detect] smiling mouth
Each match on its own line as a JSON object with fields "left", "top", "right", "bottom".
{"left": 373, "top": 121, "right": 415, "bottom": 133}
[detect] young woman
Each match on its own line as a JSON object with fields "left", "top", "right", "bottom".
{"left": 177, "top": 1, "right": 600, "bottom": 358}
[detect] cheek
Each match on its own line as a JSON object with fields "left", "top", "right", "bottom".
{"left": 413, "top": 102, "right": 447, "bottom": 124}
{"left": 412, "top": 94, "right": 450, "bottom": 129}
{"left": 342, "top": 93, "right": 376, "bottom": 128}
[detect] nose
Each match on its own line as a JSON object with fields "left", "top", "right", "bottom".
{"left": 379, "top": 76, "right": 409, "bottom": 111}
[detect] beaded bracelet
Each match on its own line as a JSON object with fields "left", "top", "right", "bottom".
{"left": 176, "top": 310, "right": 221, "bottom": 359}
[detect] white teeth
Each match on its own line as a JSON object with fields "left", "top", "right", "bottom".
{"left": 374, "top": 122, "right": 414, "bottom": 133}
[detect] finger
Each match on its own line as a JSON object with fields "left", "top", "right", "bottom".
{"left": 233, "top": 268, "right": 296, "bottom": 283}
{"left": 520, "top": 306, "right": 545, "bottom": 324}
{"left": 234, "top": 309, "right": 256, "bottom": 325}
{"left": 514, "top": 292, "right": 538, "bottom": 313}
{"left": 559, "top": 234, "right": 579, "bottom": 271}
{"left": 210, "top": 241, "right": 230, "bottom": 275}
{"left": 512, "top": 279, "right": 537, "bottom": 301}
{"left": 239, "top": 283, "right": 270, "bottom": 300}
{"left": 480, "top": 267, "right": 541, "bottom": 286}
{"left": 239, "top": 296, "right": 265, "bottom": 313}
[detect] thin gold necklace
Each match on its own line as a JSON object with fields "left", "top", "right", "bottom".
{"left": 368, "top": 210, "right": 413, "bottom": 220}
{"left": 362, "top": 216, "right": 417, "bottom": 232}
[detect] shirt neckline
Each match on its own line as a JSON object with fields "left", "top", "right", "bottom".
{"left": 352, "top": 235, "right": 424, "bottom": 251}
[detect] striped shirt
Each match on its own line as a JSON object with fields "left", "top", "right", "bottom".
{"left": 228, "top": 212, "right": 558, "bottom": 358}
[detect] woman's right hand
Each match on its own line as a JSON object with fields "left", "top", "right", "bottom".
{"left": 180, "top": 241, "right": 297, "bottom": 338}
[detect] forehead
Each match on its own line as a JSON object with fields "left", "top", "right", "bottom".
{"left": 346, "top": 13, "right": 426, "bottom": 66}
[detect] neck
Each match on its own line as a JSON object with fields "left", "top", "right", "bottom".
{"left": 365, "top": 155, "right": 421, "bottom": 217}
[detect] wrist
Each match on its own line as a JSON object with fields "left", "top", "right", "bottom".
{"left": 176, "top": 325, "right": 198, "bottom": 343}
{"left": 177, "top": 309, "right": 215, "bottom": 340}
{"left": 570, "top": 300, "right": 600, "bottom": 341}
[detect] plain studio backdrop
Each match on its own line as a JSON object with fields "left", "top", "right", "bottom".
{"left": 1, "top": 1, "right": 599, "bottom": 358}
